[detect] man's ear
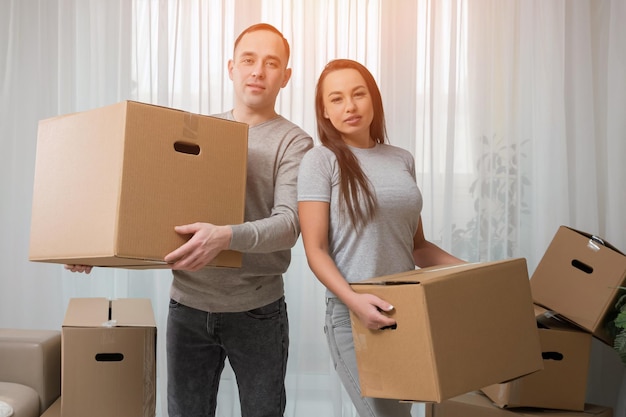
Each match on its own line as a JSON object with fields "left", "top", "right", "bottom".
{"left": 227, "top": 59, "right": 234, "bottom": 80}
{"left": 281, "top": 67, "right": 292, "bottom": 88}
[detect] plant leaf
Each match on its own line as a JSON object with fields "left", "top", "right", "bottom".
{"left": 614, "top": 329, "right": 626, "bottom": 366}
{"left": 615, "top": 311, "right": 626, "bottom": 329}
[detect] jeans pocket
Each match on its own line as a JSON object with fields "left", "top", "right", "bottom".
{"left": 245, "top": 298, "right": 283, "bottom": 320}
{"left": 168, "top": 298, "right": 181, "bottom": 309}
{"left": 332, "top": 316, "right": 352, "bottom": 329}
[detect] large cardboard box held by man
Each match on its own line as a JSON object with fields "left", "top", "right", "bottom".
{"left": 29, "top": 100, "right": 248, "bottom": 268}
{"left": 349, "top": 258, "right": 543, "bottom": 403}
{"left": 61, "top": 298, "right": 156, "bottom": 417}
{"left": 530, "top": 226, "right": 626, "bottom": 344}
{"left": 426, "top": 391, "right": 613, "bottom": 417}
{"left": 481, "top": 305, "right": 592, "bottom": 411}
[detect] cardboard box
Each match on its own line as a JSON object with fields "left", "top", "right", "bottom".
{"left": 40, "top": 397, "right": 60, "bottom": 417}
{"left": 530, "top": 226, "right": 626, "bottom": 344}
{"left": 349, "top": 258, "right": 543, "bottom": 403}
{"left": 29, "top": 100, "right": 248, "bottom": 268}
{"left": 427, "top": 391, "right": 613, "bottom": 417}
{"left": 61, "top": 298, "right": 156, "bottom": 417}
{"left": 481, "top": 305, "right": 592, "bottom": 411}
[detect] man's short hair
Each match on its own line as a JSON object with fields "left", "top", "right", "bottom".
{"left": 233, "top": 23, "right": 291, "bottom": 65}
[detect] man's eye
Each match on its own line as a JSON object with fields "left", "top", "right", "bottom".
{"left": 266, "top": 61, "right": 278, "bottom": 68}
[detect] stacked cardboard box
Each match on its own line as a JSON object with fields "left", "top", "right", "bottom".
{"left": 481, "top": 305, "right": 592, "bottom": 411}
{"left": 475, "top": 226, "right": 625, "bottom": 415}
{"left": 350, "top": 226, "right": 622, "bottom": 415}
{"left": 42, "top": 298, "right": 157, "bottom": 417}
{"left": 427, "top": 390, "right": 613, "bottom": 417}
{"left": 530, "top": 226, "right": 626, "bottom": 345}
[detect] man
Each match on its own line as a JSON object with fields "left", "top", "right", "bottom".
{"left": 162, "top": 23, "right": 312, "bottom": 417}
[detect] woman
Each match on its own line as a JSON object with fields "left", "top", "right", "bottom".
{"left": 297, "top": 59, "right": 463, "bottom": 417}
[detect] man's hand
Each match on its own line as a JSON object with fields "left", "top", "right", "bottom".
{"left": 64, "top": 264, "right": 93, "bottom": 274}
{"left": 164, "top": 223, "right": 232, "bottom": 272}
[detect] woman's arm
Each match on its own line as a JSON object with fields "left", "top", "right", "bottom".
{"left": 299, "top": 200, "right": 396, "bottom": 330}
{"left": 413, "top": 216, "right": 465, "bottom": 268}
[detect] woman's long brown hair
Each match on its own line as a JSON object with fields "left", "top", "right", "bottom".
{"left": 315, "top": 59, "right": 388, "bottom": 230}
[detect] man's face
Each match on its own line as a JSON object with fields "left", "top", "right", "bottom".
{"left": 228, "top": 30, "right": 292, "bottom": 111}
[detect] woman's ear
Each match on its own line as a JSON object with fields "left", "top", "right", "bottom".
{"left": 323, "top": 109, "right": 329, "bottom": 119}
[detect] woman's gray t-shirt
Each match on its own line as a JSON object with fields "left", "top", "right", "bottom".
{"left": 297, "top": 143, "right": 422, "bottom": 298}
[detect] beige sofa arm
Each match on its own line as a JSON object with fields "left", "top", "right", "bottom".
{"left": 0, "top": 329, "right": 61, "bottom": 413}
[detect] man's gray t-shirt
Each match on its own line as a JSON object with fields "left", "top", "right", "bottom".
{"left": 297, "top": 143, "right": 422, "bottom": 298}
{"left": 171, "top": 112, "right": 313, "bottom": 312}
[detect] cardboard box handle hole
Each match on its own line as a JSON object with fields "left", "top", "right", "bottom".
{"left": 571, "top": 259, "right": 593, "bottom": 274}
{"left": 174, "top": 141, "right": 201, "bottom": 156}
{"left": 541, "top": 351, "right": 563, "bottom": 361}
{"left": 95, "top": 353, "right": 124, "bottom": 362}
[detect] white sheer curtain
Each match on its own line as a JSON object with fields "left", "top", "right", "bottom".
{"left": 1, "top": 1, "right": 625, "bottom": 417}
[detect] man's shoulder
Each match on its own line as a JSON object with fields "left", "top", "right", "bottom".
{"left": 210, "top": 110, "right": 233, "bottom": 120}
{"left": 301, "top": 145, "right": 334, "bottom": 164}
{"left": 253, "top": 116, "right": 313, "bottom": 145}
{"left": 267, "top": 116, "right": 310, "bottom": 136}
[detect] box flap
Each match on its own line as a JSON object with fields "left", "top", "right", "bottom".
{"left": 534, "top": 304, "right": 585, "bottom": 332}
{"left": 563, "top": 226, "right": 625, "bottom": 256}
{"left": 63, "top": 298, "right": 156, "bottom": 328}
{"left": 63, "top": 298, "right": 110, "bottom": 327}
{"left": 351, "top": 262, "right": 471, "bottom": 286}
{"left": 111, "top": 298, "right": 156, "bottom": 327}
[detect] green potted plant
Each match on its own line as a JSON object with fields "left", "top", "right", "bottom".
{"left": 611, "top": 287, "right": 626, "bottom": 366}
{"left": 451, "top": 135, "right": 530, "bottom": 261}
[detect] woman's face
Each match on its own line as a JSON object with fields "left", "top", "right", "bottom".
{"left": 321, "top": 68, "right": 374, "bottom": 147}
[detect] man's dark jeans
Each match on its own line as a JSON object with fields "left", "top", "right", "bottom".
{"left": 167, "top": 297, "right": 289, "bottom": 417}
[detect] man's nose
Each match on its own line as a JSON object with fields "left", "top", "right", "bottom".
{"left": 251, "top": 63, "right": 265, "bottom": 78}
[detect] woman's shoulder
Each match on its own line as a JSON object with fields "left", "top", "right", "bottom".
{"left": 379, "top": 143, "right": 414, "bottom": 159}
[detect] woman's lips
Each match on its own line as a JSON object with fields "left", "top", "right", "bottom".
{"left": 344, "top": 115, "right": 361, "bottom": 124}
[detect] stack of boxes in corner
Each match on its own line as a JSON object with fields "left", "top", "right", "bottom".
{"left": 428, "top": 225, "right": 625, "bottom": 417}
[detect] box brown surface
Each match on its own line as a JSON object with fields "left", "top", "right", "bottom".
{"left": 61, "top": 298, "right": 156, "bottom": 417}
{"left": 350, "top": 258, "right": 543, "bottom": 403}
{"left": 40, "top": 397, "right": 60, "bottom": 417}
{"left": 530, "top": 226, "right": 626, "bottom": 344}
{"left": 427, "top": 391, "right": 613, "bottom": 417}
{"left": 29, "top": 100, "right": 247, "bottom": 268}
{"left": 481, "top": 305, "right": 592, "bottom": 411}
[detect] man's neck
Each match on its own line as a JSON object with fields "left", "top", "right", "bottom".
{"left": 232, "top": 107, "right": 279, "bottom": 127}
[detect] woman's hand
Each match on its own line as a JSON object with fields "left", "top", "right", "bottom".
{"left": 346, "top": 292, "right": 397, "bottom": 330}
